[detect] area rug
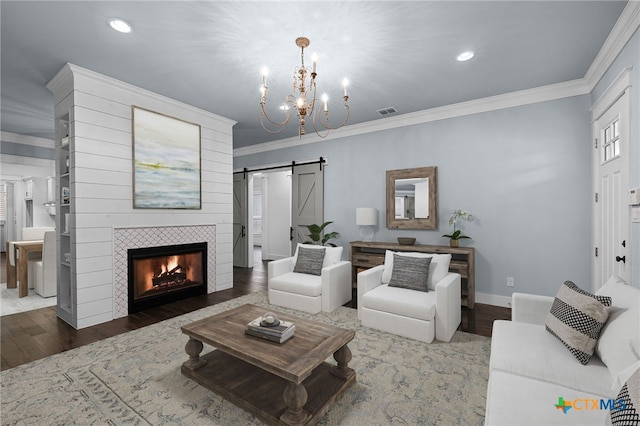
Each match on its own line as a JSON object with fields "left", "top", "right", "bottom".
{"left": 0, "top": 292, "right": 491, "bottom": 425}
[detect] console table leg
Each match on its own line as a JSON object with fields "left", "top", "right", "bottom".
{"left": 332, "top": 344, "right": 355, "bottom": 380}
{"left": 183, "top": 338, "right": 206, "bottom": 370}
{"left": 281, "top": 382, "right": 309, "bottom": 425}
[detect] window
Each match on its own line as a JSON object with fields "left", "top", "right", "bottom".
{"left": 602, "top": 118, "right": 620, "bottom": 163}
{"left": 253, "top": 192, "right": 262, "bottom": 235}
{"left": 0, "top": 184, "right": 6, "bottom": 222}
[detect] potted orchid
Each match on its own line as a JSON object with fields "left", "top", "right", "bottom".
{"left": 442, "top": 210, "right": 475, "bottom": 247}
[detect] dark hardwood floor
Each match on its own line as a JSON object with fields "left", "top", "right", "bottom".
{"left": 1, "top": 249, "right": 510, "bottom": 371}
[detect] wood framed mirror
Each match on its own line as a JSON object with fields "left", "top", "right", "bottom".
{"left": 386, "top": 166, "right": 437, "bottom": 230}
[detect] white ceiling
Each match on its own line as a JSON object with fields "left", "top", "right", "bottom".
{"left": 0, "top": 1, "right": 629, "bottom": 149}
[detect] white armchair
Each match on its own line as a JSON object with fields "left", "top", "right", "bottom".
{"left": 357, "top": 251, "right": 461, "bottom": 343}
{"left": 11, "top": 226, "right": 54, "bottom": 289}
{"left": 32, "top": 230, "right": 57, "bottom": 297}
{"left": 268, "top": 244, "right": 352, "bottom": 314}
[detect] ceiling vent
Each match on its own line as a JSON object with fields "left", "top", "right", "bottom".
{"left": 376, "top": 107, "right": 397, "bottom": 116}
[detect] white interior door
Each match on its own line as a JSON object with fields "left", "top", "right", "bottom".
{"left": 593, "top": 73, "right": 631, "bottom": 289}
{"left": 233, "top": 173, "right": 248, "bottom": 267}
{"left": 291, "top": 163, "right": 324, "bottom": 253}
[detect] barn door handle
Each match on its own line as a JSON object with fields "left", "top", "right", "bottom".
{"left": 616, "top": 255, "right": 626, "bottom": 263}
{"left": 290, "top": 227, "right": 294, "bottom": 241}
{"left": 622, "top": 240, "right": 626, "bottom": 247}
{"left": 241, "top": 225, "right": 246, "bottom": 238}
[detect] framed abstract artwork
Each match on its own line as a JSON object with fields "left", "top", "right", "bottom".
{"left": 132, "top": 106, "right": 201, "bottom": 209}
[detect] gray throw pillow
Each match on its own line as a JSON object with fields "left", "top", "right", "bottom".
{"left": 545, "top": 280, "right": 612, "bottom": 365}
{"left": 388, "top": 254, "right": 431, "bottom": 292}
{"left": 293, "top": 246, "right": 326, "bottom": 276}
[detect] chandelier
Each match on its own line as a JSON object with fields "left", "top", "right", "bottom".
{"left": 259, "top": 37, "right": 350, "bottom": 138}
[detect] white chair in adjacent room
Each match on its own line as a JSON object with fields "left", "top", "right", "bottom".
{"left": 32, "top": 230, "right": 57, "bottom": 297}
{"left": 19, "top": 226, "right": 54, "bottom": 289}
{"left": 357, "top": 250, "right": 461, "bottom": 343}
{"left": 268, "top": 243, "right": 352, "bottom": 314}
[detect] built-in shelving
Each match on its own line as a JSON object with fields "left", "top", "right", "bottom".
{"left": 55, "top": 113, "right": 75, "bottom": 323}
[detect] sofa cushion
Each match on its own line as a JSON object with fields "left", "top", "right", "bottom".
{"left": 292, "top": 243, "right": 342, "bottom": 269}
{"left": 382, "top": 250, "right": 451, "bottom": 290}
{"left": 606, "top": 365, "right": 640, "bottom": 426}
{"left": 545, "top": 280, "right": 612, "bottom": 365}
{"left": 293, "top": 246, "right": 325, "bottom": 275}
{"left": 596, "top": 275, "right": 638, "bottom": 310}
{"left": 388, "top": 254, "right": 431, "bottom": 292}
{"left": 486, "top": 370, "right": 609, "bottom": 425}
{"left": 268, "top": 272, "right": 321, "bottom": 297}
{"left": 596, "top": 307, "right": 640, "bottom": 392}
{"left": 491, "top": 320, "right": 614, "bottom": 397}
{"left": 362, "top": 284, "right": 436, "bottom": 321}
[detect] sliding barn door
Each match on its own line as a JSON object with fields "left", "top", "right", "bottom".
{"left": 291, "top": 163, "right": 324, "bottom": 254}
{"left": 233, "top": 173, "right": 248, "bottom": 267}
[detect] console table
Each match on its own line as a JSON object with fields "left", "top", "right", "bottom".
{"left": 349, "top": 241, "right": 475, "bottom": 309}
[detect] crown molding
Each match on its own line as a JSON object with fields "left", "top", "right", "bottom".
{"left": 584, "top": 0, "right": 640, "bottom": 91}
{"left": 235, "top": 3, "right": 639, "bottom": 159}
{"left": 1, "top": 131, "right": 54, "bottom": 148}
{"left": 234, "top": 78, "right": 589, "bottom": 157}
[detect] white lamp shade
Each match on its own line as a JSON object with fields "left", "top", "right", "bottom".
{"left": 356, "top": 208, "right": 378, "bottom": 226}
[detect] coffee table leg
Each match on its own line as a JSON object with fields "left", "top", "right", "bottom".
{"left": 281, "top": 382, "right": 310, "bottom": 425}
{"left": 332, "top": 344, "right": 355, "bottom": 380}
{"left": 183, "top": 338, "right": 206, "bottom": 370}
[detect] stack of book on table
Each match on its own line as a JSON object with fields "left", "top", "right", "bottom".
{"left": 245, "top": 316, "right": 296, "bottom": 343}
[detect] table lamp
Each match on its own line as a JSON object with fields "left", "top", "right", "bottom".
{"left": 356, "top": 208, "right": 378, "bottom": 242}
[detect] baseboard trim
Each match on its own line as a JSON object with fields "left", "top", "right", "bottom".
{"left": 475, "top": 292, "right": 512, "bottom": 308}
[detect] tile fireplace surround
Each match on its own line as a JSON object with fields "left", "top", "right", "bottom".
{"left": 113, "top": 225, "right": 216, "bottom": 318}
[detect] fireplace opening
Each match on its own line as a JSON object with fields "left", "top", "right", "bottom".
{"left": 128, "top": 242, "right": 207, "bottom": 313}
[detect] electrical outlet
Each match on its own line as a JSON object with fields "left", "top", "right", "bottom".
{"left": 507, "top": 277, "right": 515, "bottom": 287}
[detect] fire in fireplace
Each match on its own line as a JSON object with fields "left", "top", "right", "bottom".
{"left": 128, "top": 242, "right": 207, "bottom": 312}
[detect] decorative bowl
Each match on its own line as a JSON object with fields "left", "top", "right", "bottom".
{"left": 397, "top": 237, "right": 416, "bottom": 245}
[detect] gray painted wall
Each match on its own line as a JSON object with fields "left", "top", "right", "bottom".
{"left": 235, "top": 95, "right": 594, "bottom": 301}
{"left": 235, "top": 28, "right": 640, "bottom": 299}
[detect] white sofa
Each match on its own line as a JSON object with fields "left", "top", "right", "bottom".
{"left": 485, "top": 276, "right": 640, "bottom": 425}
{"left": 357, "top": 251, "right": 461, "bottom": 343}
{"left": 268, "top": 244, "right": 352, "bottom": 314}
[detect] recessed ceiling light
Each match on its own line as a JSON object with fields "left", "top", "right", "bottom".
{"left": 107, "top": 18, "right": 133, "bottom": 34}
{"left": 457, "top": 51, "right": 475, "bottom": 62}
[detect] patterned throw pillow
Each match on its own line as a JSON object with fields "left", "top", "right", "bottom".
{"left": 545, "top": 280, "right": 612, "bottom": 365}
{"left": 388, "top": 254, "right": 432, "bottom": 292}
{"left": 293, "top": 246, "right": 326, "bottom": 276}
{"left": 606, "top": 367, "right": 639, "bottom": 426}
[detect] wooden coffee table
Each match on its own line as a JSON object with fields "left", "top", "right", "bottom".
{"left": 180, "top": 304, "right": 356, "bottom": 425}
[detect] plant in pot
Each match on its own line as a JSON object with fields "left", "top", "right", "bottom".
{"left": 304, "top": 221, "right": 340, "bottom": 246}
{"left": 443, "top": 210, "right": 474, "bottom": 247}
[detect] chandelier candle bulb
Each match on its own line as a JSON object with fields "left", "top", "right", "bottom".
{"left": 343, "top": 78, "right": 349, "bottom": 97}
{"left": 312, "top": 53, "right": 318, "bottom": 73}
{"left": 322, "top": 94, "right": 328, "bottom": 112}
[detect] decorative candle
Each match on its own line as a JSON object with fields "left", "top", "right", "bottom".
{"left": 342, "top": 78, "right": 349, "bottom": 97}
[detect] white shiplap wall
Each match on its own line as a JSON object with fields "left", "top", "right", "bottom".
{"left": 47, "top": 63, "right": 236, "bottom": 328}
